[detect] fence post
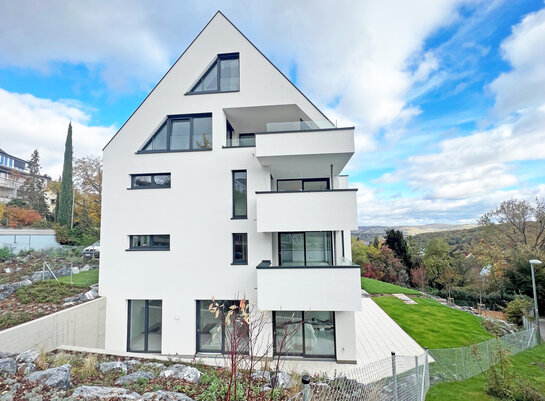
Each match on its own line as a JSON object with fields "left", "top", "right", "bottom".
{"left": 461, "top": 346, "right": 467, "bottom": 379}
{"left": 391, "top": 352, "right": 398, "bottom": 401}
{"left": 420, "top": 349, "right": 428, "bottom": 401}
{"left": 301, "top": 375, "right": 310, "bottom": 401}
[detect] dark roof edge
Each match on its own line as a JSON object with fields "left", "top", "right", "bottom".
{"left": 103, "top": 10, "right": 333, "bottom": 151}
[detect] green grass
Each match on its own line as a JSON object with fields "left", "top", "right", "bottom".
{"left": 426, "top": 345, "right": 545, "bottom": 400}
{"left": 361, "top": 277, "right": 421, "bottom": 295}
{"left": 373, "top": 296, "right": 493, "bottom": 348}
{"left": 58, "top": 269, "right": 99, "bottom": 287}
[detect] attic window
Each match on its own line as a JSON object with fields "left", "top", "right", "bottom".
{"left": 139, "top": 113, "right": 212, "bottom": 153}
{"left": 188, "top": 53, "right": 239, "bottom": 94}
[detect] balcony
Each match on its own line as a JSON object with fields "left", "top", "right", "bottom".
{"left": 255, "top": 189, "right": 358, "bottom": 232}
{"left": 255, "top": 126, "right": 355, "bottom": 178}
{"left": 256, "top": 259, "right": 362, "bottom": 311}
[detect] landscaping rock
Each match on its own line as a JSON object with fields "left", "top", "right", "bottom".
{"left": 141, "top": 390, "right": 195, "bottom": 401}
{"left": 98, "top": 361, "right": 127, "bottom": 374}
{"left": 17, "top": 362, "right": 36, "bottom": 375}
{"left": 0, "top": 279, "right": 31, "bottom": 300}
{"left": 251, "top": 370, "right": 271, "bottom": 382}
{"left": 271, "top": 372, "right": 293, "bottom": 389}
{"left": 115, "top": 370, "right": 155, "bottom": 385}
{"left": 124, "top": 359, "right": 142, "bottom": 370}
{"left": 159, "top": 364, "right": 201, "bottom": 383}
{"left": 84, "top": 288, "right": 98, "bottom": 300}
{"left": 26, "top": 364, "right": 71, "bottom": 389}
{"left": 71, "top": 267, "right": 80, "bottom": 275}
{"left": 16, "top": 349, "right": 39, "bottom": 363}
{"left": 143, "top": 362, "right": 165, "bottom": 370}
{"left": 0, "top": 352, "right": 17, "bottom": 358}
{"left": 72, "top": 385, "right": 140, "bottom": 400}
{"left": 0, "top": 358, "right": 17, "bottom": 376}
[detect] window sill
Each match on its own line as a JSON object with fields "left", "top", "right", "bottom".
{"left": 125, "top": 248, "right": 170, "bottom": 252}
{"left": 136, "top": 148, "right": 212, "bottom": 154}
{"left": 184, "top": 90, "right": 240, "bottom": 96}
{"left": 222, "top": 145, "right": 256, "bottom": 149}
{"left": 231, "top": 262, "right": 248, "bottom": 266}
{"left": 127, "top": 187, "right": 171, "bottom": 190}
{"left": 231, "top": 216, "right": 248, "bottom": 220}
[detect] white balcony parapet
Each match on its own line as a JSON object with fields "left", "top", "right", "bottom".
{"left": 256, "top": 189, "right": 358, "bottom": 232}
{"left": 256, "top": 259, "right": 362, "bottom": 312}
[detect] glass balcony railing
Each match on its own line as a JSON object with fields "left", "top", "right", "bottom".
{"left": 225, "top": 135, "right": 256, "bottom": 147}
{"left": 265, "top": 120, "right": 336, "bottom": 132}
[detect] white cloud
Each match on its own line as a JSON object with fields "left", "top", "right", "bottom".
{"left": 0, "top": 89, "right": 115, "bottom": 177}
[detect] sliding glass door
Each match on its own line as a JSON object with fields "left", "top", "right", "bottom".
{"left": 127, "top": 300, "right": 162, "bottom": 353}
{"left": 279, "top": 232, "right": 333, "bottom": 266}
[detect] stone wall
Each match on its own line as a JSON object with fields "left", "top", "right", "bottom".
{"left": 0, "top": 297, "right": 106, "bottom": 353}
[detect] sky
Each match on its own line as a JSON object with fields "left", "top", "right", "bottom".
{"left": 1, "top": 0, "right": 545, "bottom": 226}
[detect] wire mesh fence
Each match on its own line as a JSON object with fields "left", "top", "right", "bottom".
{"left": 287, "top": 328, "right": 537, "bottom": 401}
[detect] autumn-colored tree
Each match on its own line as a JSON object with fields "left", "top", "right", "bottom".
{"left": 411, "top": 266, "right": 427, "bottom": 290}
{"left": 2, "top": 206, "right": 42, "bottom": 227}
{"left": 423, "top": 238, "right": 451, "bottom": 288}
{"left": 18, "top": 149, "right": 48, "bottom": 216}
{"left": 363, "top": 245, "right": 409, "bottom": 286}
{"left": 73, "top": 155, "right": 102, "bottom": 226}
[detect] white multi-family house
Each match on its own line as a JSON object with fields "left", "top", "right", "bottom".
{"left": 100, "top": 12, "right": 361, "bottom": 364}
{"left": 0, "top": 148, "right": 28, "bottom": 203}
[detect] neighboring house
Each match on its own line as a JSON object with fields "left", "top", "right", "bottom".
{"left": 0, "top": 148, "right": 27, "bottom": 203}
{"left": 100, "top": 12, "right": 360, "bottom": 364}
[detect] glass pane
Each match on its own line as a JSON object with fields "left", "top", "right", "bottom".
{"left": 277, "top": 180, "right": 302, "bottom": 191}
{"left": 238, "top": 134, "right": 255, "bottom": 146}
{"left": 152, "top": 235, "right": 170, "bottom": 248}
{"left": 202, "top": 63, "right": 218, "bottom": 91}
{"left": 131, "top": 235, "right": 150, "bottom": 248}
{"left": 304, "top": 311, "right": 335, "bottom": 356}
{"left": 153, "top": 174, "right": 171, "bottom": 187}
{"left": 305, "top": 232, "right": 333, "bottom": 266}
{"left": 147, "top": 300, "right": 162, "bottom": 352}
{"left": 192, "top": 117, "right": 212, "bottom": 150}
{"left": 128, "top": 300, "right": 146, "bottom": 351}
{"left": 233, "top": 171, "right": 247, "bottom": 217}
{"left": 279, "top": 233, "right": 305, "bottom": 266}
{"left": 133, "top": 175, "right": 152, "bottom": 188}
{"left": 170, "top": 120, "right": 190, "bottom": 150}
{"left": 275, "top": 312, "right": 303, "bottom": 355}
{"left": 233, "top": 233, "right": 247, "bottom": 263}
{"left": 303, "top": 180, "right": 329, "bottom": 191}
{"left": 219, "top": 58, "right": 240, "bottom": 91}
{"left": 192, "top": 79, "right": 204, "bottom": 93}
{"left": 144, "top": 123, "right": 167, "bottom": 151}
{"left": 198, "top": 301, "right": 223, "bottom": 352}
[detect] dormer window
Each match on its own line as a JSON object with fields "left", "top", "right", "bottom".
{"left": 188, "top": 53, "right": 239, "bottom": 94}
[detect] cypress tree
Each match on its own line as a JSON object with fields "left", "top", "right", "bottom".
{"left": 57, "top": 122, "right": 73, "bottom": 227}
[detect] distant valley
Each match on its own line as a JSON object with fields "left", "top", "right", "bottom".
{"left": 352, "top": 223, "right": 478, "bottom": 242}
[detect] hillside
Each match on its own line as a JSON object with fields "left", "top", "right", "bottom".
{"left": 352, "top": 223, "right": 477, "bottom": 242}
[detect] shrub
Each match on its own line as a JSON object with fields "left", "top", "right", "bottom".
{"left": 16, "top": 281, "right": 82, "bottom": 304}
{"left": 0, "top": 246, "right": 13, "bottom": 261}
{"left": 504, "top": 295, "right": 533, "bottom": 326}
{"left": 0, "top": 311, "right": 36, "bottom": 330}
{"left": 2, "top": 206, "right": 43, "bottom": 227}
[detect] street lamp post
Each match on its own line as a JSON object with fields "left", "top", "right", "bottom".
{"left": 529, "top": 259, "right": 542, "bottom": 345}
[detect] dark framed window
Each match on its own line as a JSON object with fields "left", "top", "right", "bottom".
{"left": 238, "top": 133, "right": 255, "bottom": 147}
{"left": 232, "top": 170, "right": 247, "bottom": 219}
{"left": 189, "top": 53, "right": 240, "bottom": 94}
{"left": 277, "top": 178, "right": 330, "bottom": 192}
{"left": 131, "top": 173, "right": 171, "bottom": 189}
{"left": 278, "top": 232, "right": 333, "bottom": 266}
{"left": 127, "top": 300, "right": 162, "bottom": 353}
{"left": 140, "top": 113, "right": 212, "bottom": 153}
{"left": 196, "top": 300, "right": 249, "bottom": 353}
{"left": 129, "top": 235, "right": 170, "bottom": 250}
{"left": 273, "top": 311, "right": 335, "bottom": 358}
{"left": 232, "top": 233, "right": 248, "bottom": 265}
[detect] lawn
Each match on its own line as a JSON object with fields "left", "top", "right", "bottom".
{"left": 426, "top": 345, "right": 545, "bottom": 400}
{"left": 58, "top": 269, "right": 99, "bottom": 287}
{"left": 373, "top": 296, "right": 493, "bottom": 348}
{"left": 361, "top": 277, "right": 421, "bottom": 295}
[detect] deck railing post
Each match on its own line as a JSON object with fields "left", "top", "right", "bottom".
{"left": 391, "top": 352, "right": 398, "bottom": 401}
{"left": 301, "top": 375, "right": 311, "bottom": 401}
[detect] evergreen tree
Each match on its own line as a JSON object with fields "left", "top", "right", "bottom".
{"left": 19, "top": 149, "right": 48, "bottom": 215}
{"left": 53, "top": 188, "right": 60, "bottom": 222}
{"left": 372, "top": 235, "right": 381, "bottom": 249}
{"left": 57, "top": 123, "right": 73, "bottom": 227}
{"left": 385, "top": 229, "right": 413, "bottom": 273}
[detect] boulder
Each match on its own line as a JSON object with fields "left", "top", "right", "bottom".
{"left": 0, "top": 352, "right": 17, "bottom": 359}
{"left": 98, "top": 361, "right": 127, "bottom": 374}
{"left": 143, "top": 362, "right": 165, "bottom": 370}
{"left": 26, "top": 364, "right": 71, "bottom": 389}
{"left": 115, "top": 371, "right": 155, "bottom": 385}
{"left": 17, "top": 362, "right": 36, "bottom": 375}
{"left": 80, "top": 265, "right": 91, "bottom": 272}
{"left": 0, "top": 358, "right": 17, "bottom": 376}
{"left": 159, "top": 364, "right": 201, "bottom": 383}
{"left": 16, "top": 349, "right": 39, "bottom": 363}
{"left": 251, "top": 370, "right": 271, "bottom": 382}
{"left": 0, "top": 279, "right": 31, "bottom": 300}
{"left": 72, "top": 385, "right": 140, "bottom": 400}
{"left": 71, "top": 267, "right": 80, "bottom": 275}
{"left": 141, "top": 390, "right": 195, "bottom": 401}
{"left": 124, "top": 359, "right": 142, "bottom": 370}
{"left": 84, "top": 288, "right": 99, "bottom": 300}
{"left": 271, "top": 372, "right": 293, "bottom": 389}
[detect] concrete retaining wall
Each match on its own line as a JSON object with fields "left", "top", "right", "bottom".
{"left": 0, "top": 297, "right": 106, "bottom": 353}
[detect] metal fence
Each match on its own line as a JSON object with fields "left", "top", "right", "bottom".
{"left": 288, "top": 328, "right": 537, "bottom": 401}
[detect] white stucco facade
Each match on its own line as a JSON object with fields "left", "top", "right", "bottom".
{"left": 100, "top": 12, "right": 360, "bottom": 364}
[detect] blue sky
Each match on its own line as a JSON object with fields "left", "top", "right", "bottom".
{"left": 1, "top": 0, "right": 545, "bottom": 225}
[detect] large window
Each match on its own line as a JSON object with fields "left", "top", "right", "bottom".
{"left": 273, "top": 311, "right": 335, "bottom": 358}
{"left": 277, "top": 178, "right": 329, "bottom": 192}
{"left": 131, "top": 173, "right": 171, "bottom": 189}
{"left": 140, "top": 114, "right": 212, "bottom": 153}
{"left": 232, "top": 233, "right": 248, "bottom": 265}
{"left": 196, "top": 300, "right": 248, "bottom": 353}
{"left": 279, "top": 232, "right": 333, "bottom": 266}
{"left": 127, "top": 300, "right": 162, "bottom": 353}
{"left": 232, "top": 170, "right": 247, "bottom": 219}
{"left": 189, "top": 53, "right": 240, "bottom": 94}
{"left": 129, "top": 235, "right": 170, "bottom": 250}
